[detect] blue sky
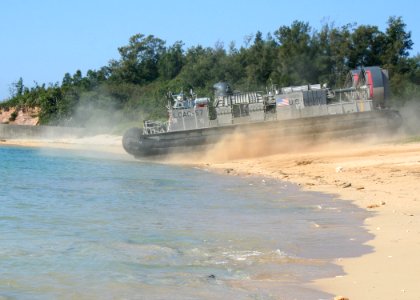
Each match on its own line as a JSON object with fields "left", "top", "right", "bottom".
{"left": 1, "top": 0, "right": 419, "bottom": 101}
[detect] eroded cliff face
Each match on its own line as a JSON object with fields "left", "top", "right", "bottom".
{"left": 0, "top": 107, "right": 40, "bottom": 125}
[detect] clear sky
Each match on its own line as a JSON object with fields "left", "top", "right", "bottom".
{"left": 1, "top": 0, "right": 419, "bottom": 101}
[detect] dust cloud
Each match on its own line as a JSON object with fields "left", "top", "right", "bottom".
{"left": 163, "top": 126, "right": 375, "bottom": 166}
{"left": 58, "top": 88, "right": 146, "bottom": 137}
{"left": 398, "top": 100, "right": 420, "bottom": 135}
{"left": 162, "top": 106, "right": 415, "bottom": 166}
{"left": 200, "top": 130, "right": 314, "bottom": 162}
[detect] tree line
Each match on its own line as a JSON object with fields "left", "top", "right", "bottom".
{"left": 1, "top": 16, "right": 419, "bottom": 130}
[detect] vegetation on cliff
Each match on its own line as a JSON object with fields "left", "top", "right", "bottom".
{"left": 1, "top": 17, "right": 419, "bottom": 130}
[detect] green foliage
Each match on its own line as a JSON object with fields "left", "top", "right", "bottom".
{"left": 110, "top": 34, "right": 165, "bottom": 84}
{"left": 382, "top": 16, "right": 413, "bottom": 71}
{"left": 244, "top": 32, "right": 277, "bottom": 88}
{"left": 273, "top": 21, "right": 317, "bottom": 85}
{"left": 349, "top": 25, "right": 385, "bottom": 68}
{"left": 1, "top": 16, "right": 419, "bottom": 130}
{"left": 158, "top": 41, "right": 185, "bottom": 80}
{"left": 316, "top": 23, "right": 354, "bottom": 86}
{"left": 9, "top": 110, "right": 18, "bottom": 121}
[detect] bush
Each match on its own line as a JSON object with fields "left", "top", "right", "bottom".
{"left": 9, "top": 110, "right": 18, "bottom": 122}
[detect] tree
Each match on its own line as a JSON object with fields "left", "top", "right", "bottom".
{"left": 9, "top": 77, "right": 24, "bottom": 98}
{"left": 273, "top": 21, "right": 317, "bottom": 85}
{"left": 382, "top": 16, "right": 413, "bottom": 73}
{"left": 178, "top": 45, "right": 215, "bottom": 89}
{"left": 62, "top": 73, "right": 72, "bottom": 87}
{"left": 37, "top": 85, "right": 63, "bottom": 124}
{"left": 111, "top": 34, "right": 166, "bottom": 84}
{"left": 349, "top": 25, "right": 385, "bottom": 68}
{"left": 158, "top": 41, "right": 185, "bottom": 80}
{"left": 244, "top": 32, "right": 278, "bottom": 88}
{"left": 316, "top": 23, "right": 354, "bottom": 87}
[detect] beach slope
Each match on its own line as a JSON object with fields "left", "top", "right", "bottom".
{"left": 203, "top": 139, "right": 420, "bottom": 299}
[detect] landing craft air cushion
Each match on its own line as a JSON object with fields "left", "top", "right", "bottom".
{"left": 122, "top": 67, "right": 402, "bottom": 158}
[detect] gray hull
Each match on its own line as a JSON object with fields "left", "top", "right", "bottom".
{"left": 122, "top": 110, "right": 402, "bottom": 158}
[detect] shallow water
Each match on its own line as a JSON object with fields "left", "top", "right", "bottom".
{"left": 0, "top": 146, "right": 372, "bottom": 299}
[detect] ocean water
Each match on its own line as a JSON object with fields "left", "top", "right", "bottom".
{"left": 0, "top": 145, "right": 372, "bottom": 300}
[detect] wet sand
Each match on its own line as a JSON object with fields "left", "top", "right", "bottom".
{"left": 2, "top": 135, "right": 420, "bottom": 299}
{"left": 0, "top": 135, "right": 125, "bottom": 155}
{"left": 200, "top": 139, "right": 420, "bottom": 299}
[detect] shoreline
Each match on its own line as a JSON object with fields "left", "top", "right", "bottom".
{"left": 2, "top": 136, "right": 420, "bottom": 299}
{"left": 198, "top": 139, "right": 420, "bottom": 299}
{"left": 0, "top": 135, "right": 125, "bottom": 155}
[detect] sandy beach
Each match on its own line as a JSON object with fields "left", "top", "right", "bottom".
{"left": 0, "top": 135, "right": 125, "bottom": 155}
{"left": 2, "top": 134, "right": 420, "bottom": 299}
{"left": 197, "top": 137, "right": 420, "bottom": 299}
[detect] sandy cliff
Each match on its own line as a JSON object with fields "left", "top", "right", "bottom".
{"left": 0, "top": 107, "right": 39, "bottom": 125}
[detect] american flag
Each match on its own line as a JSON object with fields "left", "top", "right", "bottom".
{"left": 276, "top": 98, "right": 290, "bottom": 107}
